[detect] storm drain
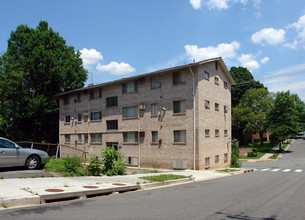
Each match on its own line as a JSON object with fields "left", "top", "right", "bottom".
{"left": 45, "top": 189, "right": 64, "bottom": 192}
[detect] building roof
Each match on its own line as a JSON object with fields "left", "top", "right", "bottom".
{"left": 57, "top": 57, "right": 235, "bottom": 97}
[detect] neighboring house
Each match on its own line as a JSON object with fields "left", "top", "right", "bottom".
{"left": 58, "top": 57, "right": 235, "bottom": 170}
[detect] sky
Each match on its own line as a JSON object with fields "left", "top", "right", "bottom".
{"left": 1, "top": 0, "right": 305, "bottom": 101}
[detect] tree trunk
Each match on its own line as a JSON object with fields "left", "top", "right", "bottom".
{"left": 259, "top": 131, "right": 264, "bottom": 146}
{"left": 279, "top": 142, "right": 282, "bottom": 151}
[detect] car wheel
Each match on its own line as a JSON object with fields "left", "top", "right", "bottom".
{"left": 25, "top": 155, "right": 40, "bottom": 170}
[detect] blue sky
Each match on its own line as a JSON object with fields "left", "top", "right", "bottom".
{"left": 1, "top": 0, "right": 305, "bottom": 100}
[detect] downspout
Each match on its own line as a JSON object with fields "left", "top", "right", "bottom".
{"left": 188, "top": 65, "right": 196, "bottom": 170}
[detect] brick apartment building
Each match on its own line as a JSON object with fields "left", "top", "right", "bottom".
{"left": 58, "top": 57, "right": 235, "bottom": 170}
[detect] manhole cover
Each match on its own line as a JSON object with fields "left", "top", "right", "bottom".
{"left": 45, "top": 189, "right": 64, "bottom": 192}
{"left": 112, "top": 183, "right": 126, "bottom": 186}
{"left": 83, "top": 186, "right": 99, "bottom": 189}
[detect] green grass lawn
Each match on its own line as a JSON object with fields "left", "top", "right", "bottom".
{"left": 139, "top": 174, "right": 191, "bottom": 182}
{"left": 239, "top": 142, "right": 276, "bottom": 159}
{"left": 216, "top": 169, "right": 240, "bottom": 173}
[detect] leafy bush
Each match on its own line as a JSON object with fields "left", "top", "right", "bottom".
{"left": 45, "top": 156, "right": 86, "bottom": 176}
{"left": 87, "top": 155, "right": 102, "bottom": 176}
{"left": 252, "top": 148, "right": 258, "bottom": 153}
{"left": 101, "top": 147, "right": 126, "bottom": 176}
{"left": 247, "top": 152, "right": 257, "bottom": 157}
{"left": 231, "top": 139, "right": 241, "bottom": 168}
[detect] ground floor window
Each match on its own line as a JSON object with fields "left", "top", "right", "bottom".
{"left": 64, "top": 134, "right": 70, "bottom": 143}
{"left": 224, "top": 153, "right": 228, "bottom": 163}
{"left": 215, "top": 155, "right": 219, "bottom": 163}
{"left": 123, "top": 132, "right": 138, "bottom": 143}
{"left": 205, "top": 157, "right": 210, "bottom": 167}
{"left": 78, "top": 134, "right": 82, "bottom": 143}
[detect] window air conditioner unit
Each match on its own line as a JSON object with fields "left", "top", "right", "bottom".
{"left": 205, "top": 102, "right": 210, "bottom": 107}
{"left": 224, "top": 106, "right": 229, "bottom": 112}
{"left": 83, "top": 112, "right": 88, "bottom": 117}
{"left": 139, "top": 104, "right": 145, "bottom": 110}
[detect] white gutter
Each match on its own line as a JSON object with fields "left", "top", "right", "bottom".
{"left": 188, "top": 65, "right": 196, "bottom": 170}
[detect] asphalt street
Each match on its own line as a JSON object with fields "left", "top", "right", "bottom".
{"left": 1, "top": 136, "right": 305, "bottom": 220}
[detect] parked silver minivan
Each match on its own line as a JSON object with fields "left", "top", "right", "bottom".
{"left": 0, "top": 137, "right": 49, "bottom": 169}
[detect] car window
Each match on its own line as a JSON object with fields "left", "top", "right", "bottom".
{"left": 0, "top": 139, "right": 16, "bottom": 148}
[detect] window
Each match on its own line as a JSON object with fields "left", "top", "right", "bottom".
{"left": 151, "top": 76, "right": 158, "bottom": 89}
{"left": 173, "top": 71, "right": 186, "bottom": 84}
{"left": 173, "top": 100, "right": 186, "bottom": 113}
{"left": 123, "top": 106, "right": 138, "bottom": 118}
{"left": 151, "top": 104, "right": 158, "bottom": 116}
{"left": 215, "top": 103, "right": 219, "bottom": 111}
{"left": 107, "top": 120, "right": 118, "bottom": 130}
{"left": 214, "top": 77, "right": 219, "bottom": 85}
{"left": 205, "top": 129, "right": 210, "bottom": 137}
{"left": 215, "top": 155, "right": 219, "bottom": 163}
{"left": 0, "top": 139, "right": 15, "bottom": 148}
{"left": 77, "top": 114, "right": 82, "bottom": 122}
{"left": 204, "top": 71, "right": 209, "bottom": 80}
{"left": 78, "top": 134, "right": 82, "bottom": 143}
{"left": 77, "top": 93, "right": 81, "bottom": 102}
{"left": 90, "top": 111, "right": 102, "bottom": 121}
{"left": 174, "top": 130, "right": 186, "bottom": 143}
{"left": 63, "top": 96, "right": 70, "bottom": 105}
{"left": 224, "top": 81, "right": 228, "bottom": 89}
{"left": 215, "top": 62, "right": 218, "bottom": 70}
{"left": 151, "top": 131, "right": 158, "bottom": 143}
{"left": 205, "top": 157, "right": 210, "bottom": 167}
{"left": 205, "top": 100, "right": 210, "bottom": 109}
{"left": 215, "top": 129, "right": 219, "bottom": 137}
{"left": 64, "top": 134, "right": 70, "bottom": 143}
{"left": 224, "top": 153, "right": 228, "bottom": 163}
{"left": 123, "top": 132, "right": 138, "bottom": 143}
{"left": 106, "top": 96, "right": 118, "bottom": 107}
{"left": 224, "top": 130, "right": 228, "bottom": 137}
{"left": 122, "top": 81, "right": 138, "bottom": 93}
{"left": 89, "top": 88, "right": 102, "bottom": 99}
{"left": 91, "top": 133, "right": 102, "bottom": 143}
{"left": 64, "top": 115, "right": 70, "bottom": 123}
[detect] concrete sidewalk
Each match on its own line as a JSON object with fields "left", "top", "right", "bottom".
{"left": 0, "top": 168, "right": 252, "bottom": 209}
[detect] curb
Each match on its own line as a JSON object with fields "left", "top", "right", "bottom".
{"left": 140, "top": 177, "right": 195, "bottom": 190}
{"left": 1, "top": 195, "right": 40, "bottom": 208}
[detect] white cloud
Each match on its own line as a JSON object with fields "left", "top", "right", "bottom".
{"left": 260, "top": 57, "right": 270, "bottom": 64}
{"left": 251, "top": 28, "right": 285, "bottom": 45}
{"left": 289, "top": 14, "right": 305, "bottom": 42}
{"left": 189, "top": 0, "right": 202, "bottom": 9}
{"left": 238, "top": 54, "right": 260, "bottom": 72}
{"left": 80, "top": 48, "right": 103, "bottom": 67}
{"left": 184, "top": 41, "right": 240, "bottom": 62}
{"left": 206, "top": 0, "right": 229, "bottom": 10}
{"left": 96, "top": 61, "right": 135, "bottom": 75}
{"left": 284, "top": 40, "right": 298, "bottom": 50}
{"left": 252, "top": 0, "right": 262, "bottom": 9}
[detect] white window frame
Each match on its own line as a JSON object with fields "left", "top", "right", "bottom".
{"left": 64, "top": 115, "right": 70, "bottom": 123}
{"left": 122, "top": 81, "right": 138, "bottom": 93}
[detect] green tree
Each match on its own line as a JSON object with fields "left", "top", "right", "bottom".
{"left": 0, "top": 21, "right": 87, "bottom": 142}
{"left": 230, "top": 67, "right": 265, "bottom": 108}
{"left": 230, "top": 67, "right": 265, "bottom": 145}
{"left": 101, "top": 147, "right": 126, "bottom": 176}
{"left": 268, "top": 91, "right": 299, "bottom": 150}
{"left": 232, "top": 88, "right": 272, "bottom": 146}
{"left": 230, "top": 139, "right": 241, "bottom": 168}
